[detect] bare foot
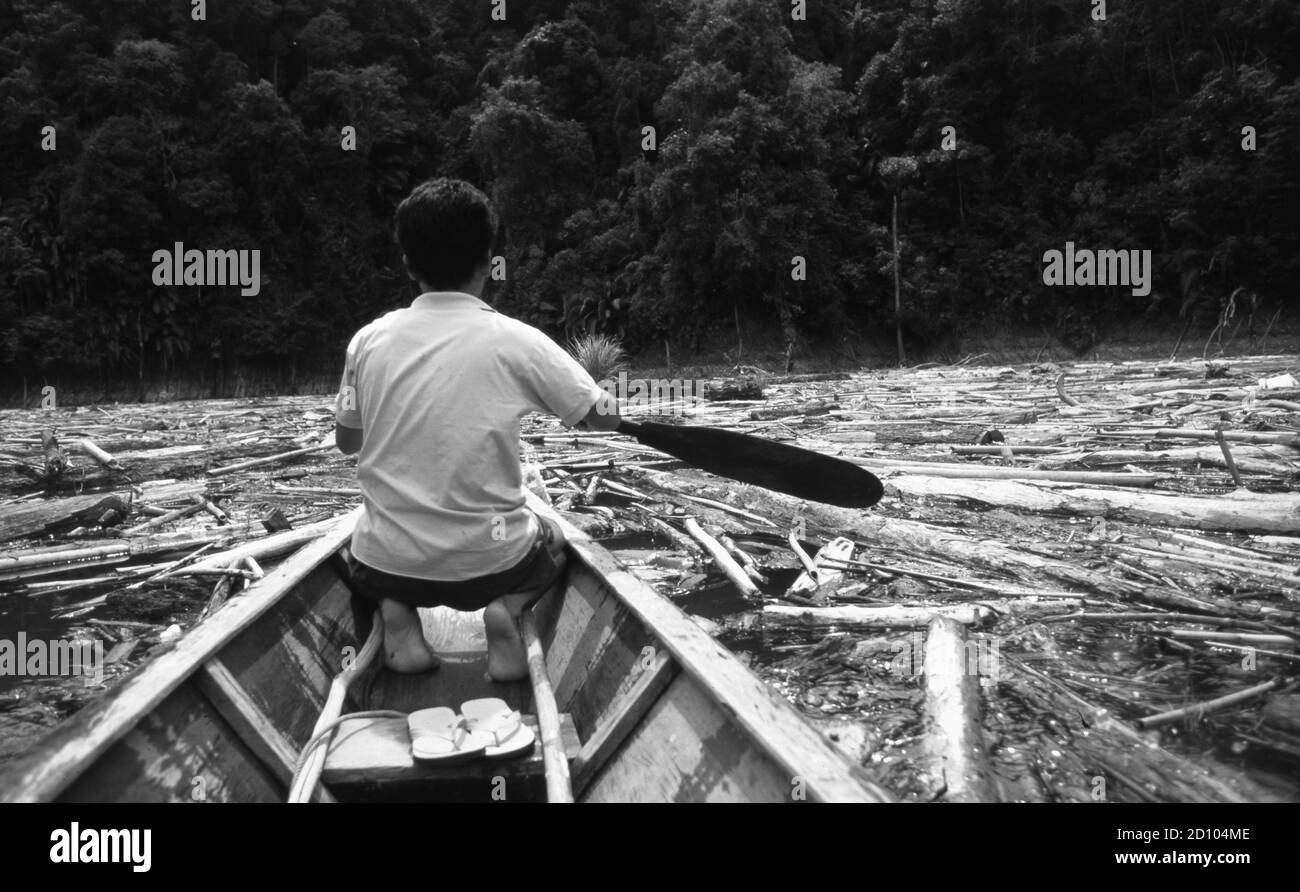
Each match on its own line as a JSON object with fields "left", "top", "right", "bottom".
{"left": 380, "top": 599, "right": 440, "bottom": 674}
{"left": 483, "top": 600, "right": 528, "bottom": 682}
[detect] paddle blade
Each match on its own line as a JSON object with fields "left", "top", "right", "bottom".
{"left": 619, "top": 421, "right": 884, "bottom": 508}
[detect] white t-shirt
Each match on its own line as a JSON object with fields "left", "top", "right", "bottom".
{"left": 334, "top": 291, "right": 604, "bottom": 580}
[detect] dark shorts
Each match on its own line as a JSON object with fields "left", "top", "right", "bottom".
{"left": 346, "top": 513, "right": 564, "bottom": 612}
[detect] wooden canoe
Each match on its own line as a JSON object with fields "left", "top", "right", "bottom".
{"left": 0, "top": 501, "right": 892, "bottom": 803}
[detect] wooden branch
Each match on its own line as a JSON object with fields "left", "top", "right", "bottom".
{"left": 684, "top": 517, "right": 761, "bottom": 599}
{"left": 1215, "top": 429, "right": 1243, "bottom": 487}
{"left": 716, "top": 532, "right": 768, "bottom": 584}
{"left": 205, "top": 442, "right": 334, "bottom": 477}
{"left": 1168, "top": 630, "right": 1296, "bottom": 648}
{"left": 1134, "top": 678, "right": 1284, "bottom": 730}
{"left": 120, "top": 500, "right": 204, "bottom": 535}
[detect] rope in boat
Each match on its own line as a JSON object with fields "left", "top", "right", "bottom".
{"left": 286, "top": 607, "right": 385, "bottom": 803}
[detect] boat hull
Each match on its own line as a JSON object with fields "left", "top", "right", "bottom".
{"left": 0, "top": 505, "right": 890, "bottom": 803}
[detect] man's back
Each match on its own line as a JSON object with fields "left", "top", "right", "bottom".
{"left": 335, "top": 291, "right": 602, "bottom": 581}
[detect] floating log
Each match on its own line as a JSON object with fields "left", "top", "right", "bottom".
{"left": 0, "top": 493, "right": 131, "bottom": 542}
{"left": 885, "top": 476, "right": 1300, "bottom": 534}
{"left": 1057, "top": 445, "right": 1298, "bottom": 476}
{"left": 1098, "top": 428, "right": 1300, "bottom": 449}
{"left": 922, "top": 617, "right": 999, "bottom": 802}
{"left": 638, "top": 469, "right": 1146, "bottom": 601}
{"left": 763, "top": 598, "right": 1084, "bottom": 627}
{"left": 76, "top": 439, "right": 124, "bottom": 472}
{"left": 854, "top": 458, "right": 1159, "bottom": 487}
{"left": 951, "top": 445, "right": 1068, "bottom": 456}
{"left": 0, "top": 528, "right": 247, "bottom": 583}
{"left": 749, "top": 400, "right": 836, "bottom": 421}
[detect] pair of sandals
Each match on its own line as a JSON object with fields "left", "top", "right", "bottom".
{"left": 408, "top": 698, "right": 536, "bottom": 764}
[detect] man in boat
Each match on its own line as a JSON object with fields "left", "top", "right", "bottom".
{"left": 333, "top": 178, "right": 619, "bottom": 680}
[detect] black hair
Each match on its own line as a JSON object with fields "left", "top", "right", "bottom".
{"left": 394, "top": 178, "right": 497, "bottom": 290}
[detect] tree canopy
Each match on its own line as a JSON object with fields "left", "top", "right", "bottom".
{"left": 1, "top": 0, "right": 1295, "bottom": 394}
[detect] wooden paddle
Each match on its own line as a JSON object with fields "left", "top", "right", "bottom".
{"left": 615, "top": 420, "right": 884, "bottom": 508}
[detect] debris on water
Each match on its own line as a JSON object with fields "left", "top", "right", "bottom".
{"left": 5, "top": 358, "right": 1300, "bottom": 800}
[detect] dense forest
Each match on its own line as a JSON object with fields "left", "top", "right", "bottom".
{"left": 1, "top": 0, "right": 1297, "bottom": 398}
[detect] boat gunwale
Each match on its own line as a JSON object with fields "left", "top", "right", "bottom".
{"left": 531, "top": 495, "right": 892, "bottom": 803}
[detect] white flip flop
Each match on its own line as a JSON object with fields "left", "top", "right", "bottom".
{"left": 407, "top": 707, "right": 489, "bottom": 764}
{"left": 460, "top": 698, "right": 536, "bottom": 759}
